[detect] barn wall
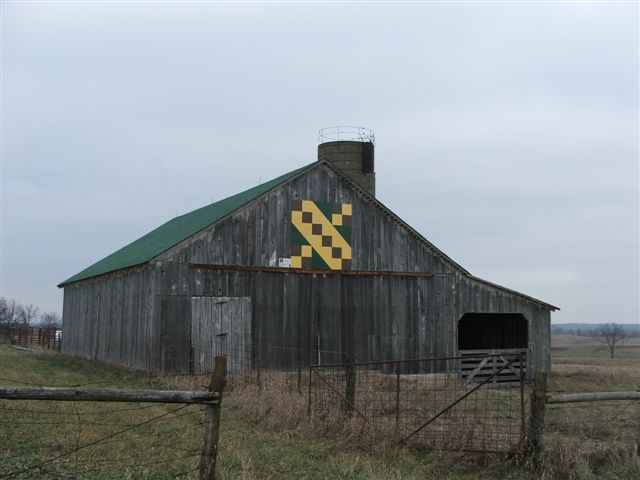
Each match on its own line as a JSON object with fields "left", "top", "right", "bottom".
{"left": 154, "top": 261, "right": 549, "bottom": 375}
{"left": 453, "top": 274, "right": 551, "bottom": 374}
{"left": 61, "top": 266, "right": 156, "bottom": 370}
{"left": 154, "top": 262, "right": 445, "bottom": 368}
{"left": 158, "top": 164, "right": 455, "bottom": 274}
{"left": 153, "top": 163, "right": 551, "bottom": 373}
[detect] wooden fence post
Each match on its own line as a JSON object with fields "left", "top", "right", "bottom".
{"left": 200, "top": 356, "right": 227, "bottom": 480}
{"left": 255, "top": 352, "right": 263, "bottom": 391}
{"left": 526, "top": 371, "right": 547, "bottom": 462}
{"left": 395, "top": 362, "right": 401, "bottom": 432}
{"left": 343, "top": 356, "right": 356, "bottom": 415}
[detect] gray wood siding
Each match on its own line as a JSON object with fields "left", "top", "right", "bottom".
{"left": 452, "top": 273, "right": 551, "bottom": 374}
{"left": 157, "top": 164, "right": 454, "bottom": 275}
{"left": 191, "top": 296, "right": 251, "bottom": 373}
{"left": 152, "top": 163, "right": 550, "bottom": 373}
{"left": 61, "top": 266, "right": 156, "bottom": 370}
{"left": 156, "top": 264, "right": 443, "bottom": 367}
{"left": 154, "top": 264, "right": 458, "bottom": 369}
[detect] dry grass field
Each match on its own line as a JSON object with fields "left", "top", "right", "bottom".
{"left": 0, "top": 335, "right": 638, "bottom": 479}
{"left": 550, "top": 334, "right": 640, "bottom": 390}
{"left": 542, "top": 335, "right": 640, "bottom": 479}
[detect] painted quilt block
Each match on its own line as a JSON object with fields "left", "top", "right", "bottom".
{"left": 291, "top": 200, "right": 352, "bottom": 270}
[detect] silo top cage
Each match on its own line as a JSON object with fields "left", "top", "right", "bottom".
{"left": 318, "top": 126, "right": 375, "bottom": 145}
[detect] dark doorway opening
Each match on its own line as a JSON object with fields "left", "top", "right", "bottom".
{"left": 458, "top": 313, "right": 528, "bottom": 350}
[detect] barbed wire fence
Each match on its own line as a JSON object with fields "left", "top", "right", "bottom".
{"left": 2, "top": 337, "right": 638, "bottom": 477}
{"left": 77, "top": 340, "right": 640, "bottom": 459}
{"left": 544, "top": 399, "right": 640, "bottom": 456}
{"left": 0, "top": 356, "right": 228, "bottom": 480}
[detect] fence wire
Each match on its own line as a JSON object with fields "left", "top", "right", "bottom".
{"left": 308, "top": 353, "right": 530, "bottom": 453}
{"left": 545, "top": 399, "right": 640, "bottom": 451}
{"left": 157, "top": 343, "right": 345, "bottom": 393}
{"left": 148, "top": 344, "right": 534, "bottom": 454}
{"left": 5, "top": 337, "right": 637, "bottom": 472}
{"left": 0, "top": 377, "right": 205, "bottom": 479}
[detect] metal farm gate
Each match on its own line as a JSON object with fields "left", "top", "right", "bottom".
{"left": 308, "top": 353, "right": 528, "bottom": 453}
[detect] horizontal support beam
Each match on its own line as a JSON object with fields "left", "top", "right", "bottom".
{"left": 547, "top": 391, "right": 640, "bottom": 404}
{"left": 0, "top": 386, "right": 219, "bottom": 405}
{"left": 189, "top": 263, "right": 433, "bottom": 278}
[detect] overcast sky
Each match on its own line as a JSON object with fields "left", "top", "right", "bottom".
{"left": 1, "top": 1, "right": 638, "bottom": 324}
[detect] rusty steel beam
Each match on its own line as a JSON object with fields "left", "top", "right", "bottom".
{"left": 189, "top": 263, "right": 433, "bottom": 278}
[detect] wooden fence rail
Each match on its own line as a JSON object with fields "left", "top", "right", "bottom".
{"left": 525, "top": 372, "right": 640, "bottom": 461}
{"left": 0, "top": 355, "right": 227, "bottom": 480}
{"left": 0, "top": 387, "right": 219, "bottom": 404}
{"left": 547, "top": 391, "right": 640, "bottom": 403}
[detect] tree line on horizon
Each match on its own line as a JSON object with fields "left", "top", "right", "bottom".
{"left": 552, "top": 324, "right": 639, "bottom": 338}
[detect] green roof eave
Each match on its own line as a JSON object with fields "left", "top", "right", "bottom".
{"left": 58, "top": 163, "right": 314, "bottom": 287}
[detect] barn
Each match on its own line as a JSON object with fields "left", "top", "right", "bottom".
{"left": 58, "top": 128, "right": 558, "bottom": 377}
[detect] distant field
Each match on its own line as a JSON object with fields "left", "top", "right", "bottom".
{"left": 552, "top": 333, "right": 640, "bottom": 355}
{"left": 550, "top": 334, "right": 640, "bottom": 391}
{"left": 0, "top": 339, "right": 638, "bottom": 479}
{"left": 543, "top": 335, "right": 639, "bottom": 480}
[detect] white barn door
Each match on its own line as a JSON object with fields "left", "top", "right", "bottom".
{"left": 191, "top": 296, "right": 252, "bottom": 374}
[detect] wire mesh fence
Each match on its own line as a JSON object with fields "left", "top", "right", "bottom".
{"left": 0, "top": 393, "right": 205, "bottom": 479}
{"left": 545, "top": 399, "right": 640, "bottom": 455}
{"left": 3, "top": 335, "right": 638, "bottom": 477}
{"left": 148, "top": 342, "right": 533, "bottom": 453}
{"left": 308, "top": 353, "right": 530, "bottom": 453}
{"left": 157, "top": 342, "right": 345, "bottom": 394}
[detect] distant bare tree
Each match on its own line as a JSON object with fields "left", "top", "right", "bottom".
{"left": 0, "top": 297, "right": 7, "bottom": 323}
{"left": 597, "top": 323, "right": 627, "bottom": 359}
{"left": 0, "top": 298, "right": 7, "bottom": 342}
{"left": 0, "top": 297, "right": 23, "bottom": 344}
{"left": 18, "top": 303, "right": 39, "bottom": 327}
{"left": 40, "top": 311, "right": 62, "bottom": 328}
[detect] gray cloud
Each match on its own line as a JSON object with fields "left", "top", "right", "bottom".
{"left": 1, "top": 2, "right": 637, "bottom": 324}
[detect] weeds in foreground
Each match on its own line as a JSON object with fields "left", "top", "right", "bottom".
{"left": 216, "top": 375, "right": 640, "bottom": 480}
{"left": 1, "top": 340, "right": 639, "bottom": 479}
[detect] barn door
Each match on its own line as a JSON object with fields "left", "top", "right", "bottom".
{"left": 191, "top": 296, "right": 251, "bottom": 373}
{"left": 157, "top": 296, "right": 192, "bottom": 373}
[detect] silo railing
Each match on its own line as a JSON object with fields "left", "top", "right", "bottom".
{"left": 318, "top": 126, "right": 375, "bottom": 145}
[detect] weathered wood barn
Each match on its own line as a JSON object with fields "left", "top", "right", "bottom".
{"left": 59, "top": 128, "right": 558, "bottom": 376}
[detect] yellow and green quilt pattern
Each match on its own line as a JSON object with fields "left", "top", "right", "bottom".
{"left": 291, "top": 200, "right": 352, "bottom": 270}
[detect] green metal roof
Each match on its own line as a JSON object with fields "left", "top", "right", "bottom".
{"left": 59, "top": 163, "right": 313, "bottom": 287}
